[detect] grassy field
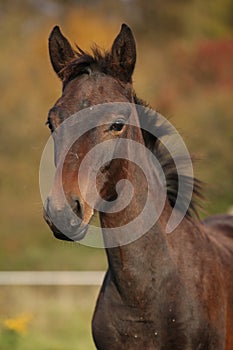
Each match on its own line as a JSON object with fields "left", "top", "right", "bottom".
{"left": 0, "top": 286, "right": 99, "bottom": 350}
{"left": 0, "top": 2, "right": 232, "bottom": 270}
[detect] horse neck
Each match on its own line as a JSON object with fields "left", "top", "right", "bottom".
{"left": 99, "top": 156, "right": 174, "bottom": 300}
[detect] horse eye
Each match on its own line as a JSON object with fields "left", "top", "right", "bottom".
{"left": 109, "top": 120, "right": 125, "bottom": 132}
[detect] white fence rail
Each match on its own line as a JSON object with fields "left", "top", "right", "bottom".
{"left": 0, "top": 271, "right": 105, "bottom": 286}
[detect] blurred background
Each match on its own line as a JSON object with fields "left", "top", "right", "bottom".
{"left": 0, "top": 0, "right": 232, "bottom": 349}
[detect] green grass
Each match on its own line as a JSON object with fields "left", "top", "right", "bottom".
{"left": 0, "top": 286, "right": 99, "bottom": 350}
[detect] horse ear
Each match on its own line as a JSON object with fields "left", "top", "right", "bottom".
{"left": 111, "top": 24, "right": 136, "bottom": 82}
{"left": 48, "top": 26, "right": 75, "bottom": 78}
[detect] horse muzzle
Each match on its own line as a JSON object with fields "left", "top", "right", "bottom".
{"left": 43, "top": 197, "right": 88, "bottom": 241}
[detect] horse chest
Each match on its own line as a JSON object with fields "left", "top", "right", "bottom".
{"left": 93, "top": 303, "right": 220, "bottom": 350}
{"left": 93, "top": 285, "right": 183, "bottom": 350}
{"left": 93, "top": 301, "right": 189, "bottom": 350}
{"left": 92, "top": 275, "right": 223, "bottom": 350}
{"left": 93, "top": 305, "right": 162, "bottom": 350}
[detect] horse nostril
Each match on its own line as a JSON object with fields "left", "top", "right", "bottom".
{"left": 76, "top": 199, "right": 81, "bottom": 214}
{"left": 70, "top": 195, "right": 84, "bottom": 220}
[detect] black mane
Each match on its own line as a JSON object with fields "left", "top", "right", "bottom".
{"left": 60, "top": 46, "right": 119, "bottom": 87}
{"left": 61, "top": 47, "right": 203, "bottom": 218}
{"left": 134, "top": 98, "right": 203, "bottom": 219}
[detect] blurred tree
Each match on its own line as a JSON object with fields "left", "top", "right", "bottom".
{"left": 133, "top": 0, "right": 233, "bottom": 41}
{"left": 134, "top": 0, "right": 188, "bottom": 40}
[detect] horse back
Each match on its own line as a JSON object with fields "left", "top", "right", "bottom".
{"left": 202, "top": 214, "right": 233, "bottom": 237}
{"left": 202, "top": 214, "right": 233, "bottom": 268}
{"left": 202, "top": 214, "right": 233, "bottom": 350}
